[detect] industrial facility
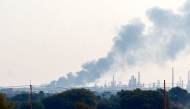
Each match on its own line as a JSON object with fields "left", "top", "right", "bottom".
{"left": 1, "top": 68, "right": 190, "bottom": 95}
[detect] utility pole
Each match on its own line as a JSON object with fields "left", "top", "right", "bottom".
{"left": 164, "top": 80, "right": 166, "bottom": 109}
{"left": 30, "top": 83, "right": 32, "bottom": 109}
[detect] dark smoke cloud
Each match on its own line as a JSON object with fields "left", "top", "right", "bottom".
{"left": 48, "top": 0, "right": 190, "bottom": 87}
{"left": 146, "top": 5, "right": 190, "bottom": 61}
{"left": 183, "top": 0, "right": 190, "bottom": 12}
{"left": 113, "top": 22, "right": 145, "bottom": 54}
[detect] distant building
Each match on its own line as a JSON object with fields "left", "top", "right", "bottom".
{"left": 128, "top": 75, "right": 137, "bottom": 87}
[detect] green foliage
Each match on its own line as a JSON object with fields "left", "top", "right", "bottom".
{"left": 169, "top": 87, "right": 190, "bottom": 107}
{"left": 32, "top": 91, "right": 45, "bottom": 101}
{"left": 19, "top": 101, "right": 44, "bottom": 109}
{"left": 120, "top": 88, "right": 172, "bottom": 109}
{"left": 6, "top": 87, "right": 190, "bottom": 109}
{"left": 109, "top": 95, "right": 120, "bottom": 104}
{"left": 75, "top": 102, "right": 91, "bottom": 109}
{"left": 96, "top": 95, "right": 101, "bottom": 101}
{"left": 97, "top": 100, "right": 119, "bottom": 109}
{"left": 42, "top": 88, "right": 98, "bottom": 109}
{"left": 171, "top": 105, "right": 183, "bottom": 109}
{"left": 10, "top": 93, "right": 29, "bottom": 102}
{"left": 10, "top": 92, "right": 45, "bottom": 102}
{"left": 0, "top": 93, "right": 14, "bottom": 109}
{"left": 9, "top": 91, "right": 45, "bottom": 109}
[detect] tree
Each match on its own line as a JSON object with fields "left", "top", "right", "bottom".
{"left": 0, "top": 93, "right": 14, "bottom": 109}
{"left": 97, "top": 100, "right": 119, "bottom": 109}
{"left": 169, "top": 87, "right": 190, "bottom": 107}
{"left": 10, "top": 91, "right": 46, "bottom": 109}
{"left": 19, "top": 101, "right": 44, "bottom": 109}
{"left": 10, "top": 93, "right": 29, "bottom": 102}
{"left": 96, "top": 95, "right": 101, "bottom": 101}
{"left": 120, "top": 88, "right": 172, "bottom": 109}
{"left": 42, "top": 88, "right": 98, "bottom": 109}
{"left": 11, "top": 92, "right": 45, "bottom": 102}
{"left": 75, "top": 102, "right": 91, "bottom": 109}
{"left": 109, "top": 95, "right": 120, "bottom": 104}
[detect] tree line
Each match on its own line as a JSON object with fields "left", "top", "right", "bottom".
{"left": 0, "top": 87, "right": 190, "bottom": 109}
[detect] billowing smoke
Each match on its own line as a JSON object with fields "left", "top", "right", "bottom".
{"left": 48, "top": 1, "right": 190, "bottom": 87}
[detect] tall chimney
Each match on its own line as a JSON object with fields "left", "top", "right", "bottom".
{"left": 113, "top": 75, "right": 114, "bottom": 87}
{"left": 180, "top": 77, "right": 181, "bottom": 87}
{"left": 157, "top": 80, "right": 160, "bottom": 88}
{"left": 172, "top": 68, "right": 174, "bottom": 88}
{"left": 138, "top": 71, "right": 140, "bottom": 85}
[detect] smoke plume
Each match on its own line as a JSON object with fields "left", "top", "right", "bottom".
{"left": 48, "top": 1, "right": 190, "bottom": 87}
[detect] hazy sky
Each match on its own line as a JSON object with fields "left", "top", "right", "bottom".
{"left": 0, "top": 0, "right": 189, "bottom": 87}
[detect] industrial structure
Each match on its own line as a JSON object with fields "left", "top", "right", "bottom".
{"left": 111, "top": 75, "right": 116, "bottom": 87}
{"left": 187, "top": 71, "right": 190, "bottom": 91}
{"left": 172, "top": 67, "right": 174, "bottom": 88}
{"left": 1, "top": 68, "right": 190, "bottom": 94}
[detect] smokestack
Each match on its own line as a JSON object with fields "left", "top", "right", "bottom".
{"left": 138, "top": 71, "right": 140, "bottom": 85}
{"left": 104, "top": 81, "right": 107, "bottom": 88}
{"left": 157, "top": 80, "right": 160, "bottom": 88}
{"left": 172, "top": 68, "right": 174, "bottom": 88}
{"left": 112, "top": 75, "right": 115, "bottom": 87}
{"left": 187, "top": 71, "right": 190, "bottom": 89}
{"left": 132, "top": 76, "right": 134, "bottom": 86}
{"left": 180, "top": 77, "right": 181, "bottom": 87}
